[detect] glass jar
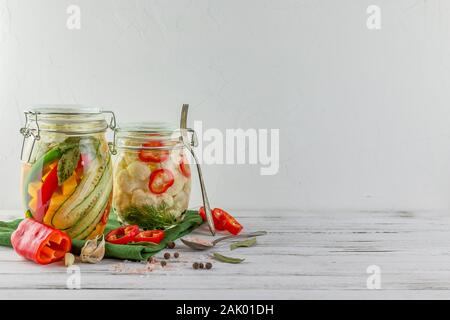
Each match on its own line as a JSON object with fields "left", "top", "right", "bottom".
{"left": 112, "top": 122, "right": 192, "bottom": 229}
{"left": 19, "top": 106, "right": 116, "bottom": 240}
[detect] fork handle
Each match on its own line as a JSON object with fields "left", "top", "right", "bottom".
{"left": 212, "top": 231, "right": 267, "bottom": 245}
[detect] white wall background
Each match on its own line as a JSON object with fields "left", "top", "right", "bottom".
{"left": 1, "top": 0, "right": 450, "bottom": 212}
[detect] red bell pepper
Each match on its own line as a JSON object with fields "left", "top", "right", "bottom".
{"left": 11, "top": 218, "right": 72, "bottom": 265}
{"left": 34, "top": 164, "right": 59, "bottom": 222}
{"left": 148, "top": 169, "right": 175, "bottom": 194}
{"left": 134, "top": 230, "right": 165, "bottom": 244}
{"left": 105, "top": 225, "right": 140, "bottom": 244}
{"left": 138, "top": 141, "right": 169, "bottom": 163}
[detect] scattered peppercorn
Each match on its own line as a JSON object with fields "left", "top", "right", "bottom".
{"left": 193, "top": 262, "right": 199, "bottom": 269}
{"left": 164, "top": 252, "right": 170, "bottom": 259}
{"left": 199, "top": 263, "right": 204, "bottom": 269}
{"left": 174, "top": 252, "right": 180, "bottom": 258}
{"left": 161, "top": 260, "right": 167, "bottom": 267}
{"left": 205, "top": 262, "right": 212, "bottom": 270}
{"left": 167, "top": 241, "right": 176, "bottom": 249}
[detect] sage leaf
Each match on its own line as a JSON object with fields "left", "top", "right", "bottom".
{"left": 213, "top": 252, "right": 245, "bottom": 264}
{"left": 57, "top": 146, "right": 80, "bottom": 185}
{"left": 230, "top": 237, "right": 257, "bottom": 250}
{"left": 58, "top": 137, "right": 81, "bottom": 153}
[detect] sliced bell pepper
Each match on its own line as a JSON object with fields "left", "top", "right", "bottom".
{"left": 138, "top": 141, "right": 169, "bottom": 163}
{"left": 23, "top": 147, "right": 62, "bottom": 207}
{"left": 11, "top": 218, "right": 72, "bottom": 265}
{"left": 134, "top": 230, "right": 165, "bottom": 244}
{"left": 105, "top": 225, "right": 140, "bottom": 244}
{"left": 148, "top": 169, "right": 175, "bottom": 194}
{"left": 34, "top": 164, "right": 59, "bottom": 222}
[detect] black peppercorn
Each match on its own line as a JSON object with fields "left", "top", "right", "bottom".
{"left": 164, "top": 252, "right": 170, "bottom": 259}
{"left": 167, "top": 241, "right": 175, "bottom": 249}
{"left": 205, "top": 262, "right": 212, "bottom": 270}
{"left": 161, "top": 261, "right": 167, "bottom": 267}
{"left": 193, "top": 262, "right": 199, "bottom": 269}
{"left": 199, "top": 263, "right": 204, "bottom": 269}
{"left": 174, "top": 252, "right": 180, "bottom": 258}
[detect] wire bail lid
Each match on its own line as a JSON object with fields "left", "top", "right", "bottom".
{"left": 19, "top": 106, "right": 117, "bottom": 162}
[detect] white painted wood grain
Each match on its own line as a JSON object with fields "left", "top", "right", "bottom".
{"left": 1, "top": 210, "right": 450, "bottom": 299}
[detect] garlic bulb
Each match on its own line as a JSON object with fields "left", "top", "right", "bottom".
{"left": 80, "top": 234, "right": 105, "bottom": 264}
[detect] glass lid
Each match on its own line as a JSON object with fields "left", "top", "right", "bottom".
{"left": 29, "top": 105, "right": 102, "bottom": 115}
{"left": 115, "top": 122, "right": 184, "bottom": 151}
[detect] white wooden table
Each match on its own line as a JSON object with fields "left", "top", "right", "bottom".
{"left": 1, "top": 209, "right": 450, "bottom": 299}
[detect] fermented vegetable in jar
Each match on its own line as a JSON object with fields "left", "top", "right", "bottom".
{"left": 19, "top": 106, "right": 115, "bottom": 240}
{"left": 112, "top": 123, "right": 192, "bottom": 229}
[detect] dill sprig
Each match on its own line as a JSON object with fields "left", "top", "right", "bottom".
{"left": 121, "top": 203, "right": 178, "bottom": 230}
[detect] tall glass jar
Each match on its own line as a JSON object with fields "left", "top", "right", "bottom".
{"left": 20, "top": 106, "right": 115, "bottom": 240}
{"left": 112, "top": 123, "right": 192, "bottom": 229}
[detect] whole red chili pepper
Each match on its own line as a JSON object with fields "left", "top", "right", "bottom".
{"left": 11, "top": 218, "right": 72, "bottom": 265}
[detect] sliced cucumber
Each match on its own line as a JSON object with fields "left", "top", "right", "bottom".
{"left": 51, "top": 155, "right": 111, "bottom": 230}
{"left": 66, "top": 166, "right": 113, "bottom": 239}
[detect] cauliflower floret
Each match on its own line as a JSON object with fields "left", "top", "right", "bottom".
{"left": 161, "top": 158, "right": 177, "bottom": 172}
{"left": 183, "top": 180, "right": 191, "bottom": 194}
{"left": 124, "top": 151, "right": 139, "bottom": 165}
{"left": 113, "top": 190, "right": 131, "bottom": 212}
{"left": 131, "top": 189, "right": 156, "bottom": 207}
{"left": 173, "top": 191, "right": 189, "bottom": 211}
{"left": 166, "top": 173, "right": 186, "bottom": 196}
{"left": 116, "top": 169, "right": 145, "bottom": 194}
{"left": 159, "top": 193, "right": 174, "bottom": 208}
{"left": 115, "top": 157, "right": 128, "bottom": 170}
{"left": 127, "top": 161, "right": 150, "bottom": 181}
{"left": 168, "top": 207, "right": 184, "bottom": 220}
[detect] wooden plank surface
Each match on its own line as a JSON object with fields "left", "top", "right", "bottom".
{"left": 1, "top": 210, "right": 450, "bottom": 299}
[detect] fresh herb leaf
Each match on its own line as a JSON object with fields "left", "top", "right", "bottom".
{"left": 57, "top": 145, "right": 80, "bottom": 185}
{"left": 230, "top": 237, "right": 257, "bottom": 250}
{"left": 58, "top": 137, "right": 81, "bottom": 153}
{"left": 121, "top": 203, "right": 179, "bottom": 230}
{"left": 213, "top": 252, "right": 245, "bottom": 264}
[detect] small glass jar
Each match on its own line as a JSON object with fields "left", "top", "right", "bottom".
{"left": 112, "top": 122, "right": 192, "bottom": 229}
{"left": 19, "top": 106, "right": 115, "bottom": 240}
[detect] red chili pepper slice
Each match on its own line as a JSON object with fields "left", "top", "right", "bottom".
{"left": 11, "top": 218, "right": 72, "bottom": 265}
{"left": 179, "top": 156, "right": 191, "bottom": 178}
{"left": 138, "top": 141, "right": 169, "bottom": 163}
{"left": 198, "top": 207, "right": 226, "bottom": 231}
{"left": 217, "top": 208, "right": 243, "bottom": 235}
{"left": 34, "top": 164, "right": 59, "bottom": 222}
{"left": 148, "top": 169, "right": 174, "bottom": 194}
{"left": 105, "top": 225, "right": 140, "bottom": 244}
{"left": 134, "top": 230, "right": 165, "bottom": 244}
